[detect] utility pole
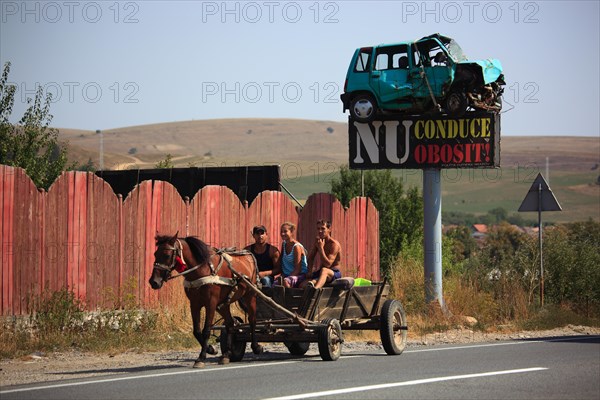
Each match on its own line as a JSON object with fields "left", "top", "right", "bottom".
{"left": 97, "top": 129, "right": 103, "bottom": 170}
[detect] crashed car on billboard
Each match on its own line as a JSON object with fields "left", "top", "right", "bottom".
{"left": 341, "top": 34, "right": 504, "bottom": 122}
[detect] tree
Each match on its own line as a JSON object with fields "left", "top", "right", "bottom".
{"left": 487, "top": 207, "right": 508, "bottom": 224}
{"left": 155, "top": 153, "right": 174, "bottom": 169}
{"left": 0, "top": 62, "right": 68, "bottom": 189}
{"left": 71, "top": 157, "right": 96, "bottom": 172}
{"left": 544, "top": 220, "right": 600, "bottom": 315}
{"left": 330, "top": 165, "right": 423, "bottom": 276}
{"left": 446, "top": 225, "right": 478, "bottom": 261}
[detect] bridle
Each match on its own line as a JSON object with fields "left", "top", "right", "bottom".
{"left": 153, "top": 239, "right": 200, "bottom": 281}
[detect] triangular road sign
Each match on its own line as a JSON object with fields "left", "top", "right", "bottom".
{"left": 518, "top": 173, "right": 562, "bottom": 212}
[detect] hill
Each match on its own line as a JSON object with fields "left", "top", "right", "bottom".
{"left": 59, "top": 118, "right": 599, "bottom": 223}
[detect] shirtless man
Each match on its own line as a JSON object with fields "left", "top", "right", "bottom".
{"left": 303, "top": 219, "right": 342, "bottom": 288}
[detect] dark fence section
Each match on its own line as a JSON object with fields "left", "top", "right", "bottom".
{"left": 96, "top": 165, "right": 281, "bottom": 203}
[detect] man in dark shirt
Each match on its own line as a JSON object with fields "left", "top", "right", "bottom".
{"left": 245, "top": 225, "right": 280, "bottom": 287}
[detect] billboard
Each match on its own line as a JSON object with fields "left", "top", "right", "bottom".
{"left": 349, "top": 112, "right": 500, "bottom": 169}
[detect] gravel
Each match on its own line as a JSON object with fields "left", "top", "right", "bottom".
{"left": 1, "top": 325, "right": 598, "bottom": 388}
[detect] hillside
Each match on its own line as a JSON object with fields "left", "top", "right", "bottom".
{"left": 59, "top": 118, "right": 599, "bottom": 223}
{"left": 61, "top": 119, "right": 349, "bottom": 171}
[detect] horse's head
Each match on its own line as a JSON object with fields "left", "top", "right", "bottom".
{"left": 149, "top": 232, "right": 181, "bottom": 290}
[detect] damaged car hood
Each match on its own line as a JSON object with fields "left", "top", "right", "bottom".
{"left": 462, "top": 58, "right": 503, "bottom": 84}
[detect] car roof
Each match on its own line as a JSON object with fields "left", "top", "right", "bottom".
{"left": 364, "top": 33, "right": 453, "bottom": 49}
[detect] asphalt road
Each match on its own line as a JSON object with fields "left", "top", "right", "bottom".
{"left": 2, "top": 335, "right": 599, "bottom": 400}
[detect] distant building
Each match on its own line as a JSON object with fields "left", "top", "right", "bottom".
{"left": 471, "top": 224, "right": 488, "bottom": 240}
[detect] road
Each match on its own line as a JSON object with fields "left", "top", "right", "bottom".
{"left": 2, "top": 335, "right": 599, "bottom": 400}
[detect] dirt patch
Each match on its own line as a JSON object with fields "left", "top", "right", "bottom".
{"left": 568, "top": 183, "right": 600, "bottom": 197}
{"left": 2, "top": 325, "right": 598, "bottom": 388}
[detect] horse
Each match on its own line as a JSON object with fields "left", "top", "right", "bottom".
{"left": 148, "top": 232, "right": 263, "bottom": 368}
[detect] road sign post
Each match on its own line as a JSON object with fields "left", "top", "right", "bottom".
{"left": 518, "top": 173, "right": 562, "bottom": 306}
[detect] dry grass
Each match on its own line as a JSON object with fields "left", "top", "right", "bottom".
{"left": 388, "top": 253, "right": 541, "bottom": 336}
{"left": 1, "top": 260, "right": 598, "bottom": 359}
{"left": 60, "top": 119, "right": 599, "bottom": 174}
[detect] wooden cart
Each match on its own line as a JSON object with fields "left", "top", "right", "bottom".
{"left": 216, "top": 280, "right": 408, "bottom": 361}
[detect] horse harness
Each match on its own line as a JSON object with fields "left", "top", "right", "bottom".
{"left": 155, "top": 239, "right": 258, "bottom": 298}
{"left": 183, "top": 248, "right": 248, "bottom": 289}
{"left": 183, "top": 247, "right": 259, "bottom": 309}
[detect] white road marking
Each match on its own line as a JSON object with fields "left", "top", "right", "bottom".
{"left": 264, "top": 367, "right": 549, "bottom": 400}
{"left": 404, "top": 335, "right": 600, "bottom": 353}
{"left": 0, "top": 360, "right": 297, "bottom": 394}
{"left": 2, "top": 336, "right": 596, "bottom": 395}
{"left": 405, "top": 340, "right": 544, "bottom": 353}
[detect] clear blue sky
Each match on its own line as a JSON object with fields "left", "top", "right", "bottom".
{"left": 1, "top": 0, "right": 599, "bottom": 136}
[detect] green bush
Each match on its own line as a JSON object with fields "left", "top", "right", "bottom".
{"left": 330, "top": 165, "right": 423, "bottom": 275}
{"left": 544, "top": 220, "right": 600, "bottom": 316}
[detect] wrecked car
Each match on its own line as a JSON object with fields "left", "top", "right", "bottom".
{"left": 341, "top": 34, "right": 505, "bottom": 122}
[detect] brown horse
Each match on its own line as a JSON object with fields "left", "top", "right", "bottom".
{"left": 148, "top": 232, "right": 263, "bottom": 368}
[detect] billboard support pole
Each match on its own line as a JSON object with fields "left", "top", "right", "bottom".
{"left": 423, "top": 168, "right": 445, "bottom": 308}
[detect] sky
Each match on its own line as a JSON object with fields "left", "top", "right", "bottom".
{"left": 1, "top": 0, "right": 599, "bottom": 136}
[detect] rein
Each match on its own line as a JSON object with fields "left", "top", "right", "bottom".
{"left": 152, "top": 239, "right": 201, "bottom": 281}
{"left": 154, "top": 239, "right": 256, "bottom": 290}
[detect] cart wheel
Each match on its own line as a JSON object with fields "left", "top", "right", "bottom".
{"left": 318, "top": 318, "right": 343, "bottom": 361}
{"left": 284, "top": 341, "right": 310, "bottom": 356}
{"left": 380, "top": 299, "right": 407, "bottom": 355}
{"left": 220, "top": 316, "right": 247, "bottom": 362}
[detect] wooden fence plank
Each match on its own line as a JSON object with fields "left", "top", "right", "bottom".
{"left": 12, "top": 168, "right": 44, "bottom": 314}
{"left": 1, "top": 165, "right": 15, "bottom": 315}
{"left": 246, "top": 191, "right": 298, "bottom": 251}
{"left": 86, "top": 173, "right": 121, "bottom": 309}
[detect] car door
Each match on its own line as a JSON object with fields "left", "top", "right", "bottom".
{"left": 370, "top": 45, "right": 412, "bottom": 107}
{"left": 413, "top": 39, "right": 451, "bottom": 99}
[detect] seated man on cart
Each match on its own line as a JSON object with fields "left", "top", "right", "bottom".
{"left": 302, "top": 219, "right": 342, "bottom": 289}
{"left": 245, "top": 224, "right": 280, "bottom": 288}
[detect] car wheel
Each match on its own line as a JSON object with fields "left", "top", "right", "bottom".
{"left": 350, "top": 94, "right": 377, "bottom": 123}
{"left": 445, "top": 91, "right": 467, "bottom": 117}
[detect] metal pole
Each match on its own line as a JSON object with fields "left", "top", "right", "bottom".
{"left": 361, "top": 170, "right": 364, "bottom": 197}
{"left": 423, "top": 169, "right": 444, "bottom": 307}
{"left": 97, "top": 129, "right": 103, "bottom": 171}
{"left": 538, "top": 183, "right": 544, "bottom": 306}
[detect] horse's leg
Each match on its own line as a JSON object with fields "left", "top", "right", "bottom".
{"left": 217, "top": 305, "right": 235, "bottom": 365}
{"left": 244, "top": 291, "right": 263, "bottom": 355}
{"left": 194, "top": 295, "right": 219, "bottom": 368}
{"left": 189, "top": 300, "right": 206, "bottom": 369}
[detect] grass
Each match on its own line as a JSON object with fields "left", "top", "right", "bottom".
{"left": 282, "top": 166, "right": 599, "bottom": 223}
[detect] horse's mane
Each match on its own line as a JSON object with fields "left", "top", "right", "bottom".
{"left": 155, "top": 235, "right": 173, "bottom": 245}
{"left": 154, "top": 235, "right": 211, "bottom": 265}
{"left": 184, "top": 236, "right": 212, "bottom": 265}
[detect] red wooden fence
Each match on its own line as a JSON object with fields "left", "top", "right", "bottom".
{"left": 0, "top": 166, "right": 379, "bottom": 316}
